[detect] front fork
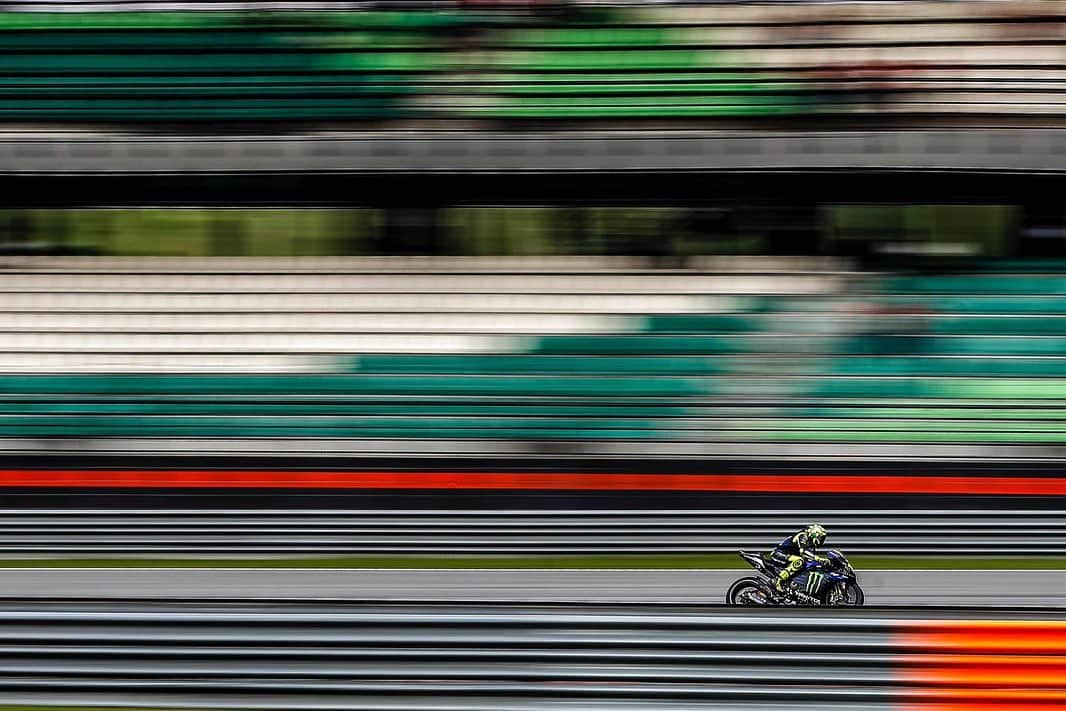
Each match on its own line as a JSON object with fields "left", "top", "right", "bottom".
{"left": 826, "top": 580, "right": 852, "bottom": 606}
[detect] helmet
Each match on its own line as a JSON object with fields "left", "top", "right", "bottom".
{"left": 806, "top": 524, "right": 827, "bottom": 547}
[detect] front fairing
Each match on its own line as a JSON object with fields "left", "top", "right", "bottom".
{"left": 807, "top": 551, "right": 858, "bottom": 584}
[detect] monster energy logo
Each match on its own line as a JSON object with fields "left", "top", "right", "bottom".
{"left": 806, "top": 572, "right": 825, "bottom": 594}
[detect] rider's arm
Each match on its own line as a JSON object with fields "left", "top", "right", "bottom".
{"left": 795, "top": 532, "right": 830, "bottom": 563}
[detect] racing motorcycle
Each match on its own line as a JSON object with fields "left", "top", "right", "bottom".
{"left": 726, "top": 549, "right": 865, "bottom": 606}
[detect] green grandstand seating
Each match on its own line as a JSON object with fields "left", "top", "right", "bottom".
{"left": 480, "top": 97, "right": 810, "bottom": 120}
{"left": 0, "top": 101, "right": 407, "bottom": 121}
{"left": 0, "top": 11, "right": 473, "bottom": 31}
{"left": 0, "top": 9, "right": 813, "bottom": 123}
{"left": 781, "top": 265, "right": 1066, "bottom": 444}
{"left": 966, "top": 260, "right": 1066, "bottom": 273}
{"left": 0, "top": 371, "right": 708, "bottom": 440}
{"left": 643, "top": 315, "right": 756, "bottom": 333}
{"left": 0, "top": 30, "right": 436, "bottom": 51}
{"left": 806, "top": 377, "right": 1066, "bottom": 400}
{"left": 504, "top": 75, "right": 798, "bottom": 96}
{"left": 886, "top": 296, "right": 1066, "bottom": 314}
{"left": 0, "top": 415, "right": 664, "bottom": 439}
{"left": 888, "top": 276, "right": 1066, "bottom": 295}
{"left": 790, "top": 406, "right": 1066, "bottom": 420}
{"left": 506, "top": 27, "right": 676, "bottom": 48}
{"left": 11, "top": 258, "right": 1066, "bottom": 447}
{"left": 0, "top": 374, "right": 709, "bottom": 397}
{"left": 0, "top": 11, "right": 457, "bottom": 121}
{"left": 494, "top": 50, "right": 705, "bottom": 72}
{"left": 930, "top": 317, "right": 1066, "bottom": 335}
{"left": 846, "top": 335, "right": 1066, "bottom": 356}
{"left": 0, "top": 401, "right": 692, "bottom": 418}
{"left": 467, "top": 20, "right": 814, "bottom": 119}
{"left": 0, "top": 52, "right": 446, "bottom": 74}
{"left": 829, "top": 357, "right": 1066, "bottom": 377}
{"left": 739, "top": 419, "right": 1066, "bottom": 434}
{"left": 759, "top": 429, "right": 1066, "bottom": 444}
{"left": 0, "top": 76, "right": 422, "bottom": 96}
{"left": 927, "top": 337, "right": 1066, "bottom": 356}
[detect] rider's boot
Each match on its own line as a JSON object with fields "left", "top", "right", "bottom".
{"left": 772, "top": 578, "right": 795, "bottom": 604}
{"left": 774, "top": 569, "right": 794, "bottom": 599}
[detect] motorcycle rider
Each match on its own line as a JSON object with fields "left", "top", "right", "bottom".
{"left": 770, "top": 524, "right": 829, "bottom": 595}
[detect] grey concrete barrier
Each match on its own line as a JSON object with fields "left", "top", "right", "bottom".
{"left": 0, "top": 508, "right": 1060, "bottom": 555}
{"left": 0, "top": 601, "right": 1056, "bottom": 710}
{"left": 0, "top": 130, "right": 1063, "bottom": 176}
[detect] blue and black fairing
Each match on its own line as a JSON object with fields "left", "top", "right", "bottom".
{"left": 739, "top": 551, "right": 771, "bottom": 574}
{"left": 823, "top": 549, "right": 847, "bottom": 568}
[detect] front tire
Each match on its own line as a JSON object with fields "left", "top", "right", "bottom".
{"left": 727, "top": 577, "right": 773, "bottom": 606}
{"left": 840, "top": 583, "right": 865, "bottom": 606}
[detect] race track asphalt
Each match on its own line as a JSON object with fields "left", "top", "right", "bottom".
{"left": 0, "top": 568, "right": 1060, "bottom": 605}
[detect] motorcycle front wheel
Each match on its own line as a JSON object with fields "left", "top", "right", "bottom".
{"left": 726, "top": 577, "right": 773, "bottom": 606}
{"left": 839, "top": 583, "right": 865, "bottom": 606}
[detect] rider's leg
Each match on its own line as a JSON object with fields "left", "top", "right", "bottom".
{"left": 774, "top": 555, "right": 804, "bottom": 592}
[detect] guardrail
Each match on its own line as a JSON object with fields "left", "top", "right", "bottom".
{"left": 0, "top": 508, "right": 1061, "bottom": 555}
{"left": 0, "top": 601, "right": 1059, "bottom": 710}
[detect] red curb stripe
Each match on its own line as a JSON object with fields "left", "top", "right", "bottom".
{"left": 0, "top": 470, "right": 1064, "bottom": 493}
{"left": 912, "top": 707, "right": 1066, "bottom": 711}
{"left": 902, "top": 621, "right": 1066, "bottom": 654}
{"left": 902, "top": 621, "right": 1066, "bottom": 710}
{"left": 906, "top": 707, "right": 1066, "bottom": 711}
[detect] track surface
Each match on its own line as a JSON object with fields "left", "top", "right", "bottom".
{"left": 0, "top": 568, "right": 1062, "bottom": 605}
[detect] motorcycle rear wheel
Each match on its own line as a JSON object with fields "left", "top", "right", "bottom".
{"left": 726, "top": 577, "right": 772, "bottom": 606}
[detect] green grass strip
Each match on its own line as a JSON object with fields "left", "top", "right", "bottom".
{"left": 0, "top": 554, "right": 1062, "bottom": 570}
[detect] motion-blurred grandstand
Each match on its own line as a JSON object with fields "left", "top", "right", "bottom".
{"left": 0, "top": 0, "right": 1057, "bottom": 125}
{"left": 0, "top": 0, "right": 1061, "bottom": 514}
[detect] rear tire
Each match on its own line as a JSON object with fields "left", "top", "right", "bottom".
{"left": 727, "top": 577, "right": 772, "bottom": 606}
